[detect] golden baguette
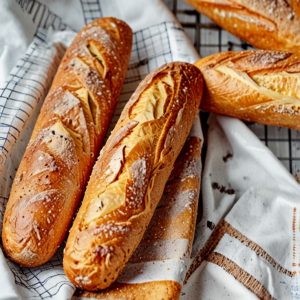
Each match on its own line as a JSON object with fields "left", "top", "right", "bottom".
{"left": 63, "top": 62, "right": 203, "bottom": 291}
{"left": 75, "top": 134, "right": 202, "bottom": 299}
{"left": 2, "top": 18, "right": 132, "bottom": 267}
{"left": 186, "top": 0, "right": 300, "bottom": 51}
{"left": 196, "top": 50, "right": 300, "bottom": 129}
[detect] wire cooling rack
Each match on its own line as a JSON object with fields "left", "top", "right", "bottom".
{"left": 165, "top": 0, "right": 300, "bottom": 179}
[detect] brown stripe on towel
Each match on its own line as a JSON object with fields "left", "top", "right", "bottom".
{"left": 207, "top": 252, "right": 274, "bottom": 300}
{"left": 185, "top": 220, "right": 295, "bottom": 282}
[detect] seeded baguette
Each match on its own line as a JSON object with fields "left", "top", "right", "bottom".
{"left": 196, "top": 50, "right": 300, "bottom": 129}
{"left": 186, "top": 0, "right": 300, "bottom": 51}
{"left": 63, "top": 62, "right": 203, "bottom": 291}
{"left": 2, "top": 17, "right": 132, "bottom": 267}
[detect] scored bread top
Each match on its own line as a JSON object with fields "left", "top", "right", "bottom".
{"left": 186, "top": 0, "right": 300, "bottom": 51}
{"left": 63, "top": 62, "right": 203, "bottom": 291}
{"left": 196, "top": 50, "right": 300, "bottom": 129}
{"left": 2, "top": 17, "right": 132, "bottom": 267}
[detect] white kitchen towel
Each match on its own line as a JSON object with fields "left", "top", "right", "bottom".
{"left": 0, "top": 0, "right": 300, "bottom": 299}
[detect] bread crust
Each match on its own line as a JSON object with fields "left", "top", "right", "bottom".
{"left": 131, "top": 136, "right": 202, "bottom": 257}
{"left": 76, "top": 136, "right": 202, "bottom": 299}
{"left": 2, "top": 17, "right": 132, "bottom": 267}
{"left": 196, "top": 50, "right": 300, "bottom": 129}
{"left": 75, "top": 281, "right": 182, "bottom": 300}
{"left": 186, "top": 0, "right": 300, "bottom": 51}
{"left": 63, "top": 62, "right": 203, "bottom": 291}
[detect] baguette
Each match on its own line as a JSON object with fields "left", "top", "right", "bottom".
{"left": 63, "top": 62, "right": 203, "bottom": 291}
{"left": 186, "top": 0, "right": 300, "bottom": 51}
{"left": 76, "top": 134, "right": 202, "bottom": 299}
{"left": 196, "top": 50, "right": 300, "bottom": 129}
{"left": 2, "top": 18, "right": 132, "bottom": 267}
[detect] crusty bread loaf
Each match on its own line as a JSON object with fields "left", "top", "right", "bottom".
{"left": 186, "top": 0, "right": 300, "bottom": 51}
{"left": 63, "top": 62, "right": 203, "bottom": 291}
{"left": 2, "top": 18, "right": 132, "bottom": 267}
{"left": 196, "top": 50, "right": 300, "bottom": 129}
{"left": 76, "top": 134, "right": 202, "bottom": 299}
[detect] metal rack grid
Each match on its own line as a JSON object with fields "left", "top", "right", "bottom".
{"left": 165, "top": 0, "right": 300, "bottom": 179}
